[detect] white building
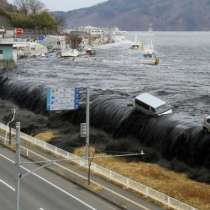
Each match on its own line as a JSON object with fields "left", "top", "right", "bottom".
{"left": 77, "top": 26, "right": 105, "bottom": 36}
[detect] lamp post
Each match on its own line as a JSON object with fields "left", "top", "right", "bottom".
{"left": 86, "top": 88, "right": 91, "bottom": 185}
{"left": 16, "top": 122, "right": 21, "bottom": 210}
{"left": 86, "top": 88, "right": 90, "bottom": 161}
{"left": 80, "top": 88, "right": 91, "bottom": 184}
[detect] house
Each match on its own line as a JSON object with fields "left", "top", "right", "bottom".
{"left": 0, "top": 28, "right": 6, "bottom": 38}
{"left": 68, "top": 31, "right": 90, "bottom": 49}
{"left": 0, "top": 43, "right": 17, "bottom": 70}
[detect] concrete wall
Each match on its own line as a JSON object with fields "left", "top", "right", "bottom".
{"left": 0, "top": 45, "right": 13, "bottom": 60}
{"left": 0, "top": 45, "right": 17, "bottom": 70}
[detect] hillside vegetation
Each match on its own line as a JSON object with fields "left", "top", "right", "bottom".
{"left": 58, "top": 0, "right": 210, "bottom": 31}
{"left": 0, "top": 0, "right": 58, "bottom": 31}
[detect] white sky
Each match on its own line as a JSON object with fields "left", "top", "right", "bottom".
{"left": 8, "top": 0, "right": 107, "bottom": 11}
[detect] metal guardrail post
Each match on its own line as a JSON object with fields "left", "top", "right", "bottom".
{"left": 9, "top": 125, "right": 12, "bottom": 145}
{"left": 126, "top": 178, "right": 129, "bottom": 189}
{"left": 145, "top": 187, "right": 149, "bottom": 197}
{"left": 167, "top": 196, "right": 170, "bottom": 206}
{"left": 109, "top": 170, "right": 112, "bottom": 180}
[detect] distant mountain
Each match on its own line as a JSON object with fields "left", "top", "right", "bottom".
{"left": 55, "top": 0, "right": 210, "bottom": 31}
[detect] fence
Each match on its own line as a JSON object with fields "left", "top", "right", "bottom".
{"left": 0, "top": 122, "right": 198, "bottom": 210}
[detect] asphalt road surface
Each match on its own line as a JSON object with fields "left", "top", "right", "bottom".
{"left": 0, "top": 146, "right": 121, "bottom": 210}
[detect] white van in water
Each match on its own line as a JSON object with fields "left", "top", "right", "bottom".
{"left": 135, "top": 93, "right": 172, "bottom": 116}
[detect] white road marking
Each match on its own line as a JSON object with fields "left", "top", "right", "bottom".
{"left": 28, "top": 148, "right": 151, "bottom": 210}
{"left": 39, "top": 208, "right": 45, "bottom": 210}
{"left": 0, "top": 148, "right": 151, "bottom": 210}
{"left": 0, "top": 178, "right": 15, "bottom": 191}
{"left": 21, "top": 166, "right": 97, "bottom": 210}
{"left": 0, "top": 153, "right": 15, "bottom": 164}
{"left": 55, "top": 162, "right": 151, "bottom": 210}
{"left": 0, "top": 153, "right": 96, "bottom": 210}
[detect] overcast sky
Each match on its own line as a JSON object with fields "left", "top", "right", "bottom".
{"left": 9, "top": 0, "right": 107, "bottom": 11}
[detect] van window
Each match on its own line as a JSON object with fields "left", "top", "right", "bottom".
{"left": 135, "top": 99, "right": 150, "bottom": 110}
{"left": 0, "top": 50, "right": 3, "bottom": 54}
{"left": 155, "top": 104, "right": 171, "bottom": 115}
{"left": 150, "top": 107, "right": 156, "bottom": 112}
{"left": 207, "top": 119, "right": 210, "bottom": 123}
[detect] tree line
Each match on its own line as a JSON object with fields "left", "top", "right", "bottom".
{"left": 2, "top": 0, "right": 62, "bottom": 32}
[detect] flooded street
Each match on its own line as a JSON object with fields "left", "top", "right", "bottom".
{"left": 7, "top": 31, "right": 210, "bottom": 124}
{"left": 0, "top": 32, "right": 210, "bottom": 181}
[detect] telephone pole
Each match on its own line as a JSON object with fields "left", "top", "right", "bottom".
{"left": 16, "top": 122, "right": 21, "bottom": 210}
{"left": 86, "top": 88, "right": 90, "bottom": 161}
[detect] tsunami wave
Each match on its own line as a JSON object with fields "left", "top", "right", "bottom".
{"left": 0, "top": 72, "right": 210, "bottom": 173}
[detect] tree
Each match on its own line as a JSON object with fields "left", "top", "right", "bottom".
{"left": 54, "top": 15, "right": 66, "bottom": 32}
{"left": 32, "top": 11, "right": 58, "bottom": 31}
{"left": 28, "top": 0, "right": 45, "bottom": 15}
{"left": 10, "top": 11, "right": 58, "bottom": 32}
{"left": 14, "top": 0, "right": 45, "bottom": 15}
{"left": 10, "top": 13, "right": 34, "bottom": 28}
{"left": 14, "top": 0, "right": 28, "bottom": 15}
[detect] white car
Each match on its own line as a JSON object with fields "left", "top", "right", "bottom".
{"left": 135, "top": 93, "right": 172, "bottom": 116}
{"left": 203, "top": 115, "right": 210, "bottom": 133}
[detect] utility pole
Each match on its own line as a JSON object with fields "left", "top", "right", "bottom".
{"left": 86, "top": 88, "right": 90, "bottom": 160}
{"left": 16, "top": 122, "right": 21, "bottom": 210}
{"left": 86, "top": 88, "right": 90, "bottom": 184}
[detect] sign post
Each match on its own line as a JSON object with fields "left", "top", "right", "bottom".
{"left": 86, "top": 88, "right": 91, "bottom": 185}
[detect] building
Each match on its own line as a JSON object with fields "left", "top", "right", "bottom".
{"left": 0, "top": 28, "right": 6, "bottom": 38}
{"left": 77, "top": 26, "right": 105, "bottom": 36}
{"left": 70, "top": 26, "right": 113, "bottom": 46}
{"left": 0, "top": 43, "right": 17, "bottom": 70}
{"left": 44, "top": 35, "right": 66, "bottom": 50}
{"left": 68, "top": 31, "right": 90, "bottom": 49}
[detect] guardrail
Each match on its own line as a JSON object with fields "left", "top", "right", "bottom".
{"left": 0, "top": 122, "right": 198, "bottom": 210}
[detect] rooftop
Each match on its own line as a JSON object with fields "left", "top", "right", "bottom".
{"left": 135, "top": 93, "right": 166, "bottom": 109}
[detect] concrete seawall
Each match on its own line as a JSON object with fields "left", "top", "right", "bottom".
{"left": 0, "top": 60, "right": 16, "bottom": 70}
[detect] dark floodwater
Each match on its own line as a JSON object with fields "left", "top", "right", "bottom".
{"left": 11, "top": 32, "right": 210, "bottom": 123}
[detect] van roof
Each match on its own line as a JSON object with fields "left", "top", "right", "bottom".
{"left": 135, "top": 93, "right": 166, "bottom": 109}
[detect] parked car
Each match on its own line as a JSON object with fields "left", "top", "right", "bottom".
{"left": 203, "top": 115, "right": 210, "bottom": 133}
{"left": 135, "top": 93, "right": 172, "bottom": 116}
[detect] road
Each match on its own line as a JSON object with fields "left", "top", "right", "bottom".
{"left": 0, "top": 146, "right": 121, "bottom": 210}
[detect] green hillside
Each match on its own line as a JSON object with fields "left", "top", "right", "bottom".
{"left": 0, "top": 0, "right": 58, "bottom": 31}
{"left": 0, "top": 0, "right": 12, "bottom": 27}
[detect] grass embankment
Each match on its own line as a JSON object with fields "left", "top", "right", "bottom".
{"left": 74, "top": 147, "right": 210, "bottom": 210}
{"left": 34, "top": 131, "right": 56, "bottom": 142}
{"left": 35, "top": 131, "right": 210, "bottom": 209}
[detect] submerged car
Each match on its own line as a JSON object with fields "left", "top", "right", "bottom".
{"left": 135, "top": 93, "right": 172, "bottom": 116}
{"left": 203, "top": 115, "right": 210, "bottom": 133}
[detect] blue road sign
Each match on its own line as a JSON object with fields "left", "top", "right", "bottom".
{"left": 47, "top": 88, "right": 80, "bottom": 111}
